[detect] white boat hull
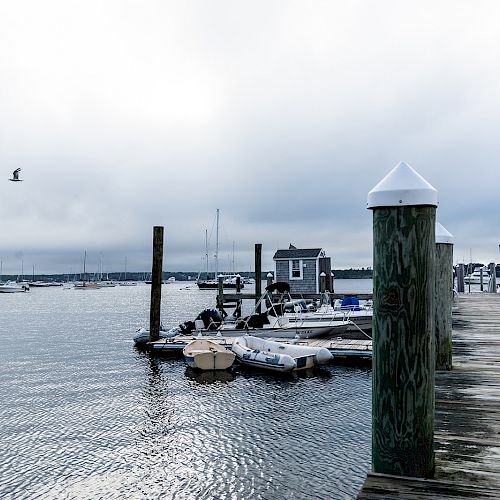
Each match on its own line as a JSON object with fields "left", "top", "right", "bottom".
{"left": 219, "top": 319, "right": 348, "bottom": 339}
{"left": 183, "top": 339, "right": 235, "bottom": 370}
{"left": 232, "top": 336, "right": 332, "bottom": 372}
{"left": 133, "top": 326, "right": 180, "bottom": 345}
{"left": 0, "top": 282, "right": 30, "bottom": 293}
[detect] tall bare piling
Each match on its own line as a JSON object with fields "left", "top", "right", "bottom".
{"left": 149, "top": 226, "right": 164, "bottom": 342}
{"left": 435, "top": 222, "right": 454, "bottom": 370}
{"left": 217, "top": 274, "right": 224, "bottom": 313}
{"left": 456, "top": 264, "right": 465, "bottom": 293}
{"left": 488, "top": 263, "right": 497, "bottom": 293}
{"left": 368, "top": 161, "right": 437, "bottom": 478}
{"left": 255, "top": 243, "right": 262, "bottom": 312}
{"left": 266, "top": 272, "right": 273, "bottom": 308}
{"left": 320, "top": 272, "right": 326, "bottom": 293}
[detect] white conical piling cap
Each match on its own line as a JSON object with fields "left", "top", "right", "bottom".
{"left": 436, "top": 222, "right": 454, "bottom": 245}
{"left": 367, "top": 161, "right": 438, "bottom": 209}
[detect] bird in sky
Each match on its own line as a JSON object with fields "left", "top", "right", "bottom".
{"left": 9, "top": 168, "right": 22, "bottom": 182}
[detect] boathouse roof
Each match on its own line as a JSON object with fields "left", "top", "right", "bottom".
{"left": 273, "top": 248, "right": 324, "bottom": 260}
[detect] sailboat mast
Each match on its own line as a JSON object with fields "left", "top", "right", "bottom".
{"left": 83, "top": 250, "right": 87, "bottom": 283}
{"left": 124, "top": 256, "right": 127, "bottom": 281}
{"left": 215, "top": 208, "right": 219, "bottom": 279}
{"left": 205, "top": 230, "right": 209, "bottom": 280}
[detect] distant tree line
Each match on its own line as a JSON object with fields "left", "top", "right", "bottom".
{"left": 4, "top": 265, "right": 499, "bottom": 282}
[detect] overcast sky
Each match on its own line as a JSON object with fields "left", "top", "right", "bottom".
{"left": 1, "top": 1, "right": 499, "bottom": 275}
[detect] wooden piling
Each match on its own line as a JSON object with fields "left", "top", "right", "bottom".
{"left": 456, "top": 264, "right": 465, "bottom": 293}
{"left": 217, "top": 274, "right": 224, "bottom": 313}
{"left": 255, "top": 243, "right": 262, "bottom": 313}
{"left": 320, "top": 272, "right": 326, "bottom": 293}
{"left": 480, "top": 267, "right": 484, "bottom": 291}
{"left": 266, "top": 272, "right": 273, "bottom": 308}
{"left": 488, "top": 263, "right": 497, "bottom": 293}
{"left": 149, "top": 226, "right": 164, "bottom": 342}
{"left": 368, "top": 161, "right": 437, "bottom": 478}
{"left": 236, "top": 274, "right": 241, "bottom": 293}
{"left": 435, "top": 222, "right": 454, "bottom": 371}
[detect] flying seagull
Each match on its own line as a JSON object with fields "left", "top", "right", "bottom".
{"left": 9, "top": 168, "right": 22, "bottom": 182}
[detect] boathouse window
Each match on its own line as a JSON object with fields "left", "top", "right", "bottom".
{"left": 289, "top": 259, "right": 303, "bottom": 280}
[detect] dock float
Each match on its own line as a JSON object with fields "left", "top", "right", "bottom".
{"left": 358, "top": 293, "right": 500, "bottom": 498}
{"left": 148, "top": 336, "right": 372, "bottom": 362}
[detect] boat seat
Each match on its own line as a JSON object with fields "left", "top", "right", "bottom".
{"left": 194, "top": 319, "right": 205, "bottom": 330}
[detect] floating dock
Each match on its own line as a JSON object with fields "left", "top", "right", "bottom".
{"left": 358, "top": 293, "right": 500, "bottom": 498}
{"left": 148, "top": 336, "right": 372, "bottom": 362}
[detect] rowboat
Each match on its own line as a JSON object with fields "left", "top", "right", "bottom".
{"left": 183, "top": 338, "right": 235, "bottom": 370}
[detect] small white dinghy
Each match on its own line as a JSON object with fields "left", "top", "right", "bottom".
{"left": 133, "top": 326, "right": 180, "bottom": 345}
{"left": 232, "top": 336, "right": 332, "bottom": 372}
{"left": 183, "top": 339, "right": 236, "bottom": 371}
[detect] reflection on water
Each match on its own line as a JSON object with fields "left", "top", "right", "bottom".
{"left": 0, "top": 281, "right": 372, "bottom": 499}
{"left": 184, "top": 366, "right": 236, "bottom": 384}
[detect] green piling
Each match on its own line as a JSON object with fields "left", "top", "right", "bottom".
{"left": 368, "top": 161, "right": 437, "bottom": 478}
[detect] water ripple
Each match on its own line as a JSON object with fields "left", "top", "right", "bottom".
{"left": 0, "top": 283, "right": 371, "bottom": 499}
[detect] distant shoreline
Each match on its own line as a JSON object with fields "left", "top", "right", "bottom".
{"left": 0, "top": 269, "right": 374, "bottom": 282}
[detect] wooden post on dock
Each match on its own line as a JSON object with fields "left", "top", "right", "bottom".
{"left": 435, "top": 222, "right": 454, "bottom": 371}
{"left": 456, "top": 264, "right": 465, "bottom": 293}
{"left": 266, "top": 272, "right": 273, "bottom": 308}
{"left": 488, "top": 263, "right": 497, "bottom": 293}
{"left": 368, "top": 162, "right": 437, "bottom": 478}
{"left": 255, "top": 243, "right": 262, "bottom": 313}
{"left": 149, "top": 226, "right": 164, "bottom": 342}
{"left": 217, "top": 274, "right": 224, "bottom": 313}
{"left": 320, "top": 272, "right": 326, "bottom": 293}
{"left": 236, "top": 274, "right": 241, "bottom": 293}
{"left": 480, "top": 267, "right": 484, "bottom": 291}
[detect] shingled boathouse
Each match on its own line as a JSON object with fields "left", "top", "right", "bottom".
{"left": 272, "top": 245, "right": 332, "bottom": 294}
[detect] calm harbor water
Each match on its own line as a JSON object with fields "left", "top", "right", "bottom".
{"left": 0, "top": 280, "right": 372, "bottom": 499}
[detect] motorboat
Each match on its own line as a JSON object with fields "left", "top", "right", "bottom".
{"left": 232, "top": 336, "right": 332, "bottom": 372}
{"left": 197, "top": 274, "right": 245, "bottom": 289}
{"left": 118, "top": 280, "right": 137, "bottom": 286}
{"left": 183, "top": 338, "right": 235, "bottom": 370}
{"left": 219, "top": 314, "right": 349, "bottom": 339}
{"left": 74, "top": 281, "right": 101, "bottom": 290}
{"left": 0, "top": 281, "right": 30, "bottom": 293}
{"left": 134, "top": 308, "right": 224, "bottom": 345}
{"left": 98, "top": 280, "right": 117, "bottom": 287}
{"left": 464, "top": 267, "right": 490, "bottom": 285}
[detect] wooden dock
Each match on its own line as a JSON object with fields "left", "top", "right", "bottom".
{"left": 221, "top": 292, "right": 373, "bottom": 302}
{"left": 358, "top": 293, "right": 500, "bottom": 498}
{"left": 148, "top": 336, "right": 372, "bottom": 361}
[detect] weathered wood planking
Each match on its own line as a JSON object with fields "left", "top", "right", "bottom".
{"left": 358, "top": 472, "right": 500, "bottom": 499}
{"left": 359, "top": 293, "right": 500, "bottom": 498}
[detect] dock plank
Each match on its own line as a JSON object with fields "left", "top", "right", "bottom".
{"left": 148, "top": 335, "right": 372, "bottom": 361}
{"left": 359, "top": 293, "right": 500, "bottom": 498}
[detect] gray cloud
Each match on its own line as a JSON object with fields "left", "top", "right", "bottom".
{"left": 1, "top": 1, "right": 499, "bottom": 274}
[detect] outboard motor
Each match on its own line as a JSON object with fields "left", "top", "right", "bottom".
{"left": 195, "top": 308, "right": 223, "bottom": 330}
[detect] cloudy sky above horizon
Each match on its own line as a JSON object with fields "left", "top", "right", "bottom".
{"left": 1, "top": 1, "right": 500, "bottom": 275}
